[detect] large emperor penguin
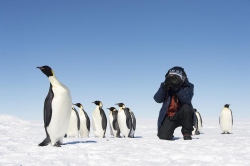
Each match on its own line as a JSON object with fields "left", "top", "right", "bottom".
{"left": 74, "top": 103, "right": 90, "bottom": 137}
{"left": 37, "top": 66, "right": 72, "bottom": 147}
{"left": 92, "top": 101, "right": 107, "bottom": 138}
{"left": 219, "top": 104, "right": 233, "bottom": 134}
{"left": 192, "top": 109, "right": 203, "bottom": 135}
{"left": 107, "top": 107, "right": 120, "bottom": 138}
{"left": 116, "top": 103, "right": 132, "bottom": 138}
{"left": 66, "top": 104, "right": 80, "bottom": 138}
{"left": 128, "top": 108, "right": 136, "bottom": 138}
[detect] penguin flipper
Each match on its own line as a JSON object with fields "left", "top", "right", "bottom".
{"left": 44, "top": 84, "right": 54, "bottom": 127}
{"left": 100, "top": 108, "right": 107, "bottom": 131}
{"left": 84, "top": 111, "right": 91, "bottom": 131}
{"left": 124, "top": 108, "right": 132, "bottom": 129}
{"left": 112, "top": 111, "right": 118, "bottom": 131}
{"left": 113, "top": 119, "right": 118, "bottom": 130}
{"left": 74, "top": 108, "right": 81, "bottom": 130}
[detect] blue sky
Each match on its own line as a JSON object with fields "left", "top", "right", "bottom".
{"left": 0, "top": 0, "right": 249, "bottom": 121}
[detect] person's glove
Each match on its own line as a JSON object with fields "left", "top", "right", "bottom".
{"left": 163, "top": 76, "right": 171, "bottom": 89}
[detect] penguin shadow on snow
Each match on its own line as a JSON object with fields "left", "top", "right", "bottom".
{"left": 172, "top": 137, "right": 199, "bottom": 140}
{"left": 132, "top": 136, "right": 143, "bottom": 139}
{"left": 64, "top": 140, "right": 97, "bottom": 145}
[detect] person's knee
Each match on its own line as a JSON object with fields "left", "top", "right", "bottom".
{"left": 181, "top": 104, "right": 193, "bottom": 115}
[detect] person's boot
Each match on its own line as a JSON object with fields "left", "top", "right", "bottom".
{"left": 183, "top": 134, "right": 192, "bottom": 140}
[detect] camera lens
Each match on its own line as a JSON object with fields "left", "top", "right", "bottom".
{"left": 170, "top": 75, "right": 180, "bottom": 85}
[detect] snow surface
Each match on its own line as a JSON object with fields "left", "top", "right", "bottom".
{"left": 0, "top": 115, "right": 250, "bottom": 166}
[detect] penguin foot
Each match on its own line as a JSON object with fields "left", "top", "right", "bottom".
{"left": 226, "top": 132, "right": 231, "bottom": 134}
{"left": 195, "top": 131, "right": 200, "bottom": 135}
{"left": 53, "top": 141, "right": 61, "bottom": 147}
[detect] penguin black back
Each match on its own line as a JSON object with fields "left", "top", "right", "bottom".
{"left": 99, "top": 107, "right": 107, "bottom": 131}
{"left": 130, "top": 111, "right": 136, "bottom": 130}
{"left": 124, "top": 108, "right": 132, "bottom": 130}
{"left": 44, "top": 84, "right": 54, "bottom": 127}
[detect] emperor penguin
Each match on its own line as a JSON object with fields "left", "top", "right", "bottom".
{"left": 92, "top": 101, "right": 107, "bottom": 138}
{"left": 74, "top": 103, "right": 90, "bottom": 137}
{"left": 116, "top": 103, "right": 132, "bottom": 138}
{"left": 192, "top": 109, "right": 202, "bottom": 135}
{"left": 128, "top": 108, "right": 136, "bottom": 138}
{"left": 65, "top": 104, "right": 80, "bottom": 138}
{"left": 107, "top": 107, "right": 120, "bottom": 138}
{"left": 37, "top": 66, "right": 72, "bottom": 147}
{"left": 219, "top": 104, "right": 233, "bottom": 134}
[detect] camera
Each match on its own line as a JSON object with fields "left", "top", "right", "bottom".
{"left": 169, "top": 75, "right": 181, "bottom": 85}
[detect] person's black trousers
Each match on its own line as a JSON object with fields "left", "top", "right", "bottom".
{"left": 157, "top": 104, "right": 194, "bottom": 140}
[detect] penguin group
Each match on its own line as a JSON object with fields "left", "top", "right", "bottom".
{"left": 37, "top": 65, "right": 136, "bottom": 147}
{"left": 91, "top": 101, "right": 136, "bottom": 138}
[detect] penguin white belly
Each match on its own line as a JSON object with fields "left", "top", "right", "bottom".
{"left": 79, "top": 115, "right": 89, "bottom": 137}
{"left": 47, "top": 86, "right": 72, "bottom": 145}
{"left": 196, "top": 113, "right": 202, "bottom": 133}
{"left": 92, "top": 109, "right": 104, "bottom": 138}
{"left": 220, "top": 111, "right": 232, "bottom": 132}
{"left": 109, "top": 114, "right": 114, "bottom": 136}
{"left": 66, "top": 110, "right": 79, "bottom": 138}
{"left": 118, "top": 111, "right": 130, "bottom": 138}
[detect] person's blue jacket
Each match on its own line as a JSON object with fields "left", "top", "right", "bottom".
{"left": 154, "top": 79, "right": 194, "bottom": 128}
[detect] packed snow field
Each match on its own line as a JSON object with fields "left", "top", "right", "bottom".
{"left": 0, "top": 115, "right": 250, "bottom": 166}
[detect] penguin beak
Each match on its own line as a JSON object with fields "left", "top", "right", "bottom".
{"left": 37, "top": 66, "right": 43, "bottom": 69}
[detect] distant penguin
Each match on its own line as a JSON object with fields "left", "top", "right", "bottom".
{"left": 128, "top": 108, "right": 136, "bottom": 138}
{"left": 37, "top": 66, "right": 72, "bottom": 147}
{"left": 92, "top": 101, "right": 107, "bottom": 138}
{"left": 192, "top": 109, "right": 202, "bottom": 135}
{"left": 116, "top": 103, "right": 132, "bottom": 138}
{"left": 66, "top": 104, "right": 80, "bottom": 138}
{"left": 107, "top": 107, "right": 120, "bottom": 138}
{"left": 74, "top": 103, "right": 90, "bottom": 137}
{"left": 219, "top": 104, "right": 233, "bottom": 134}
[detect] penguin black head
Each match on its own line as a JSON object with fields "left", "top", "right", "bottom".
{"left": 224, "top": 104, "right": 230, "bottom": 108}
{"left": 72, "top": 104, "right": 76, "bottom": 109}
{"left": 37, "top": 65, "right": 54, "bottom": 77}
{"left": 74, "top": 103, "right": 82, "bottom": 108}
{"left": 125, "top": 107, "right": 130, "bottom": 112}
{"left": 107, "top": 107, "right": 117, "bottom": 111}
{"left": 115, "top": 103, "right": 125, "bottom": 108}
{"left": 93, "top": 101, "right": 102, "bottom": 106}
